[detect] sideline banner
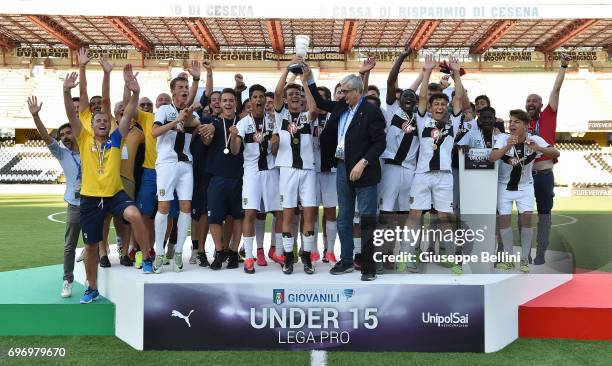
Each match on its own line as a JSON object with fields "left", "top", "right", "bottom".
{"left": 143, "top": 283, "right": 484, "bottom": 352}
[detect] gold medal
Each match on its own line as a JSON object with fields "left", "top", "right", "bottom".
{"left": 432, "top": 144, "right": 438, "bottom": 151}
{"left": 98, "top": 167, "right": 103, "bottom": 175}
{"left": 292, "top": 137, "right": 300, "bottom": 145}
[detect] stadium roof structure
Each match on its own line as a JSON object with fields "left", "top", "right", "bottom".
{"left": 0, "top": 16, "right": 611, "bottom": 54}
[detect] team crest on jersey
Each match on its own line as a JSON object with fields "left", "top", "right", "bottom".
{"left": 159, "top": 189, "right": 165, "bottom": 197}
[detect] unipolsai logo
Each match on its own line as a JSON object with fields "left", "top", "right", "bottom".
{"left": 421, "top": 312, "right": 469, "bottom": 328}
{"left": 273, "top": 289, "right": 285, "bottom": 305}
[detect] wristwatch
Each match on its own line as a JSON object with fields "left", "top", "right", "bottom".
{"left": 361, "top": 158, "right": 369, "bottom": 167}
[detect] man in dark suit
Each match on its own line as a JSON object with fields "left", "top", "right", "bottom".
{"left": 302, "top": 64, "right": 386, "bottom": 281}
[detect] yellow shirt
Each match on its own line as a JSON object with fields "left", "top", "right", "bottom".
{"left": 120, "top": 124, "right": 145, "bottom": 181}
{"left": 77, "top": 127, "right": 124, "bottom": 197}
{"left": 137, "top": 109, "right": 157, "bottom": 169}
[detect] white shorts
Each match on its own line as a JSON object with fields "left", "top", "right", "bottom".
{"left": 410, "top": 171, "right": 453, "bottom": 213}
{"left": 316, "top": 171, "right": 338, "bottom": 207}
{"left": 379, "top": 163, "right": 415, "bottom": 212}
{"left": 242, "top": 168, "right": 281, "bottom": 212}
{"left": 279, "top": 167, "right": 317, "bottom": 208}
{"left": 497, "top": 184, "right": 535, "bottom": 215}
{"left": 155, "top": 161, "right": 193, "bottom": 201}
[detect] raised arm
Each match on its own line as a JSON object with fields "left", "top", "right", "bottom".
{"left": 448, "top": 56, "right": 469, "bottom": 115}
{"left": 77, "top": 48, "right": 91, "bottom": 113}
{"left": 100, "top": 55, "right": 115, "bottom": 118}
{"left": 418, "top": 54, "right": 437, "bottom": 115}
{"left": 301, "top": 71, "right": 318, "bottom": 121}
{"left": 274, "top": 65, "right": 291, "bottom": 112}
{"left": 359, "top": 57, "right": 376, "bottom": 93}
{"left": 386, "top": 46, "right": 412, "bottom": 105}
{"left": 63, "top": 72, "right": 82, "bottom": 137}
{"left": 549, "top": 53, "right": 571, "bottom": 112}
{"left": 301, "top": 63, "right": 335, "bottom": 112}
{"left": 120, "top": 65, "right": 140, "bottom": 137}
{"left": 186, "top": 60, "right": 201, "bottom": 106}
{"left": 203, "top": 59, "right": 213, "bottom": 97}
{"left": 27, "top": 96, "right": 52, "bottom": 145}
{"left": 234, "top": 73, "right": 246, "bottom": 115}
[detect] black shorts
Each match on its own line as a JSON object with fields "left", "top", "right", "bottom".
{"left": 192, "top": 172, "right": 212, "bottom": 220}
{"left": 207, "top": 176, "right": 244, "bottom": 225}
{"left": 80, "top": 191, "right": 134, "bottom": 245}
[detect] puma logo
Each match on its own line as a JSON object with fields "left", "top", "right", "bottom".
{"left": 171, "top": 309, "right": 194, "bottom": 327}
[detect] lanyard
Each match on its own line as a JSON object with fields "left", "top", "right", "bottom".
{"left": 479, "top": 128, "right": 492, "bottom": 148}
{"left": 223, "top": 116, "right": 237, "bottom": 149}
{"left": 70, "top": 152, "right": 81, "bottom": 180}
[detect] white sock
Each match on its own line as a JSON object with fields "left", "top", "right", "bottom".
{"left": 154, "top": 212, "right": 169, "bottom": 256}
{"left": 303, "top": 232, "right": 315, "bottom": 252}
{"left": 243, "top": 236, "right": 255, "bottom": 259}
{"left": 175, "top": 212, "right": 190, "bottom": 253}
{"left": 282, "top": 235, "right": 294, "bottom": 253}
{"left": 354, "top": 238, "right": 362, "bottom": 255}
{"left": 500, "top": 227, "right": 514, "bottom": 256}
{"left": 326, "top": 220, "right": 337, "bottom": 252}
{"left": 275, "top": 233, "right": 284, "bottom": 256}
{"left": 255, "top": 218, "right": 265, "bottom": 249}
{"left": 520, "top": 227, "right": 533, "bottom": 261}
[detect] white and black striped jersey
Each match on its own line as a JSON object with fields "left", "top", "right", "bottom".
{"left": 313, "top": 112, "right": 334, "bottom": 173}
{"left": 494, "top": 133, "right": 548, "bottom": 191}
{"left": 273, "top": 107, "right": 315, "bottom": 170}
{"left": 237, "top": 114, "right": 276, "bottom": 172}
{"left": 380, "top": 101, "right": 419, "bottom": 170}
{"left": 153, "top": 104, "right": 199, "bottom": 165}
{"left": 415, "top": 111, "right": 464, "bottom": 173}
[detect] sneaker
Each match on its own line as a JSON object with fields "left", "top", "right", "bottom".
{"left": 256, "top": 248, "right": 267, "bottom": 266}
{"left": 451, "top": 264, "right": 463, "bottom": 275}
{"left": 361, "top": 273, "right": 376, "bottom": 281}
{"left": 311, "top": 251, "right": 320, "bottom": 262}
{"left": 324, "top": 251, "right": 338, "bottom": 264}
{"left": 165, "top": 243, "right": 175, "bottom": 262}
{"left": 210, "top": 251, "right": 224, "bottom": 270}
{"left": 271, "top": 253, "right": 285, "bottom": 266}
{"left": 197, "top": 252, "right": 210, "bottom": 267}
{"left": 173, "top": 252, "right": 183, "bottom": 272}
{"left": 189, "top": 249, "right": 198, "bottom": 265}
{"left": 80, "top": 287, "right": 99, "bottom": 304}
{"left": 238, "top": 247, "right": 246, "bottom": 263}
{"left": 135, "top": 251, "right": 143, "bottom": 269}
{"left": 222, "top": 249, "right": 231, "bottom": 263}
{"left": 330, "top": 260, "right": 354, "bottom": 275}
{"left": 353, "top": 254, "right": 362, "bottom": 271}
{"left": 120, "top": 255, "right": 133, "bottom": 267}
{"left": 302, "top": 251, "right": 315, "bottom": 274}
{"left": 534, "top": 251, "right": 545, "bottom": 265}
{"left": 376, "top": 261, "right": 384, "bottom": 275}
{"left": 142, "top": 257, "right": 154, "bottom": 274}
{"left": 61, "top": 280, "right": 72, "bottom": 298}
{"left": 267, "top": 246, "right": 275, "bottom": 260}
{"left": 76, "top": 249, "right": 85, "bottom": 262}
{"left": 283, "top": 252, "right": 294, "bottom": 274}
{"left": 153, "top": 255, "right": 164, "bottom": 274}
{"left": 162, "top": 255, "right": 170, "bottom": 265}
{"left": 322, "top": 248, "right": 329, "bottom": 263}
{"left": 99, "top": 255, "right": 111, "bottom": 268}
{"left": 227, "top": 251, "right": 239, "bottom": 269}
{"left": 244, "top": 258, "right": 256, "bottom": 274}
{"left": 148, "top": 248, "right": 156, "bottom": 259}
{"left": 520, "top": 260, "right": 530, "bottom": 273}
{"left": 496, "top": 262, "right": 515, "bottom": 271}
{"left": 293, "top": 243, "right": 299, "bottom": 263}
{"left": 395, "top": 260, "right": 407, "bottom": 273}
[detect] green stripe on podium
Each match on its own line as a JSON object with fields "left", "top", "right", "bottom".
{"left": 0, "top": 265, "right": 114, "bottom": 335}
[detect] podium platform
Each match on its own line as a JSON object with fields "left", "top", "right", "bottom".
{"left": 74, "top": 244, "right": 571, "bottom": 353}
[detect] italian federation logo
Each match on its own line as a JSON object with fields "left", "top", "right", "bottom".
{"left": 273, "top": 289, "right": 285, "bottom": 305}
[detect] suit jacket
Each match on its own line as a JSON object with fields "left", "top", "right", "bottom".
{"left": 308, "top": 81, "right": 386, "bottom": 187}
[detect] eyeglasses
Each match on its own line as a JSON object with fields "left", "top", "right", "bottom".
{"left": 139, "top": 103, "right": 153, "bottom": 107}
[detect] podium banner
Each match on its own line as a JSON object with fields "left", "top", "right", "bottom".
{"left": 143, "top": 283, "right": 484, "bottom": 352}
{"left": 464, "top": 148, "right": 494, "bottom": 170}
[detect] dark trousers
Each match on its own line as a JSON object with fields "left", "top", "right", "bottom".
{"left": 533, "top": 171, "right": 554, "bottom": 253}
